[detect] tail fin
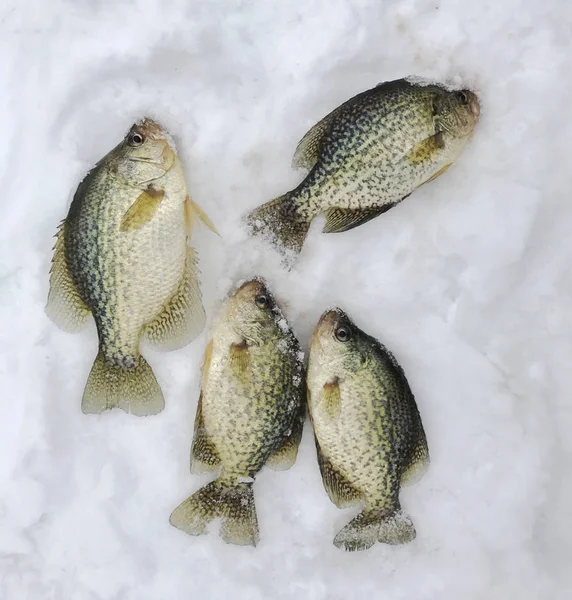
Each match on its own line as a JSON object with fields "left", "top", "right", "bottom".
{"left": 81, "top": 351, "right": 164, "bottom": 417}
{"left": 170, "top": 480, "right": 259, "bottom": 547}
{"left": 333, "top": 509, "right": 416, "bottom": 552}
{"left": 245, "top": 193, "right": 312, "bottom": 257}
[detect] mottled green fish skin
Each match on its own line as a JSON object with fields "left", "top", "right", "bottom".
{"left": 307, "top": 309, "right": 429, "bottom": 552}
{"left": 65, "top": 126, "right": 186, "bottom": 368}
{"left": 47, "top": 118, "right": 209, "bottom": 416}
{"left": 169, "top": 279, "right": 305, "bottom": 547}
{"left": 246, "top": 78, "right": 480, "bottom": 257}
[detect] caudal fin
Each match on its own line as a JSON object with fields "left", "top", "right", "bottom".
{"left": 245, "top": 194, "right": 311, "bottom": 257}
{"left": 333, "top": 509, "right": 416, "bottom": 552}
{"left": 82, "top": 351, "right": 165, "bottom": 416}
{"left": 170, "top": 480, "right": 259, "bottom": 547}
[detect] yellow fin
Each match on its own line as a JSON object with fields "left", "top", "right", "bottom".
{"left": 190, "top": 392, "right": 221, "bottom": 473}
{"left": 316, "top": 440, "right": 361, "bottom": 509}
{"left": 406, "top": 132, "right": 445, "bottom": 165}
{"left": 82, "top": 351, "right": 164, "bottom": 417}
{"left": 144, "top": 246, "right": 205, "bottom": 351}
{"left": 46, "top": 221, "right": 91, "bottom": 332}
{"left": 320, "top": 378, "right": 341, "bottom": 419}
{"left": 229, "top": 341, "right": 249, "bottom": 376}
{"left": 201, "top": 339, "right": 213, "bottom": 388}
{"left": 120, "top": 186, "right": 165, "bottom": 232}
{"left": 185, "top": 195, "right": 219, "bottom": 236}
{"left": 420, "top": 162, "right": 452, "bottom": 186}
{"left": 323, "top": 205, "right": 395, "bottom": 234}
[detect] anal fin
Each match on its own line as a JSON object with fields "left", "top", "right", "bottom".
{"left": 316, "top": 441, "right": 361, "bottom": 509}
{"left": 190, "top": 392, "right": 221, "bottom": 473}
{"left": 46, "top": 221, "right": 91, "bottom": 333}
{"left": 144, "top": 246, "right": 205, "bottom": 351}
{"left": 323, "top": 204, "right": 397, "bottom": 234}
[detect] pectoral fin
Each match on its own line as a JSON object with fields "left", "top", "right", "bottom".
{"left": 185, "top": 195, "right": 219, "bottom": 236}
{"left": 229, "top": 341, "right": 249, "bottom": 376}
{"left": 323, "top": 204, "right": 397, "bottom": 234}
{"left": 120, "top": 186, "right": 165, "bottom": 232}
{"left": 320, "top": 378, "right": 342, "bottom": 419}
{"left": 406, "top": 131, "right": 445, "bottom": 165}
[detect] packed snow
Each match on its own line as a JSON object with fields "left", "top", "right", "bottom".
{"left": 0, "top": 0, "right": 570, "bottom": 598}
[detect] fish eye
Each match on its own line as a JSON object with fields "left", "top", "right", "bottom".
{"left": 455, "top": 91, "right": 469, "bottom": 105}
{"left": 255, "top": 294, "right": 268, "bottom": 308}
{"left": 128, "top": 132, "right": 145, "bottom": 147}
{"left": 335, "top": 326, "right": 351, "bottom": 342}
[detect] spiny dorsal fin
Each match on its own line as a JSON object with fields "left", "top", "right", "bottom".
{"left": 46, "top": 220, "right": 91, "bottom": 332}
{"left": 120, "top": 186, "right": 165, "bottom": 232}
{"left": 323, "top": 204, "right": 397, "bottom": 234}
{"left": 292, "top": 114, "right": 336, "bottom": 170}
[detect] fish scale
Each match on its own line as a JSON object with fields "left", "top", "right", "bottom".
{"left": 169, "top": 279, "right": 306, "bottom": 547}
{"left": 307, "top": 309, "right": 429, "bottom": 551}
{"left": 246, "top": 77, "right": 480, "bottom": 261}
{"left": 47, "top": 118, "right": 212, "bottom": 416}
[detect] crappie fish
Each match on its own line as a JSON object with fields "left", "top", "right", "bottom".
{"left": 47, "top": 118, "right": 216, "bottom": 416}
{"left": 307, "top": 309, "right": 429, "bottom": 552}
{"left": 170, "top": 279, "right": 305, "bottom": 546}
{"left": 246, "top": 78, "right": 480, "bottom": 258}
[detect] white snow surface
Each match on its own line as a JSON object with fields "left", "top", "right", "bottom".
{"left": 0, "top": 1, "right": 570, "bottom": 598}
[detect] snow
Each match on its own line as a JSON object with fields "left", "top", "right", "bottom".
{"left": 0, "top": 0, "right": 570, "bottom": 598}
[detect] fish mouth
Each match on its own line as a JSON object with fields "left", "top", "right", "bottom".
{"left": 463, "top": 90, "right": 480, "bottom": 120}
{"left": 235, "top": 278, "right": 268, "bottom": 301}
{"left": 312, "top": 309, "right": 343, "bottom": 348}
{"left": 136, "top": 117, "right": 170, "bottom": 140}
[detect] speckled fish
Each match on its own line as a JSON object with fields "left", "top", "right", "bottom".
{"left": 170, "top": 279, "right": 305, "bottom": 546}
{"left": 46, "top": 118, "right": 217, "bottom": 416}
{"left": 307, "top": 309, "right": 429, "bottom": 552}
{"left": 246, "top": 78, "right": 480, "bottom": 258}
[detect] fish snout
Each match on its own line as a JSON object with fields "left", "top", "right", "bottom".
{"left": 314, "top": 309, "right": 342, "bottom": 339}
{"left": 465, "top": 90, "right": 480, "bottom": 119}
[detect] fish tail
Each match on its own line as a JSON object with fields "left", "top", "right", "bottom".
{"left": 334, "top": 508, "right": 416, "bottom": 552}
{"left": 245, "top": 193, "right": 311, "bottom": 256}
{"left": 81, "top": 350, "right": 165, "bottom": 417}
{"left": 170, "top": 479, "right": 259, "bottom": 547}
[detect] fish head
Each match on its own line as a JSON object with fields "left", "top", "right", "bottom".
{"left": 226, "top": 278, "right": 284, "bottom": 343}
{"left": 112, "top": 118, "right": 178, "bottom": 185}
{"left": 311, "top": 309, "right": 365, "bottom": 376}
{"left": 432, "top": 87, "right": 480, "bottom": 139}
